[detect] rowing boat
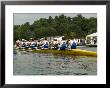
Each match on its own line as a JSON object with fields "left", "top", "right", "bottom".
{"left": 30, "top": 49, "right": 97, "bottom": 57}
{"left": 16, "top": 46, "right": 97, "bottom": 57}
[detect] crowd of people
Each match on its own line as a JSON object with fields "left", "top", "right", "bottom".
{"left": 15, "top": 38, "right": 77, "bottom": 50}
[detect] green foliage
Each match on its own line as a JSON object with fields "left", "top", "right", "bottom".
{"left": 14, "top": 14, "right": 97, "bottom": 41}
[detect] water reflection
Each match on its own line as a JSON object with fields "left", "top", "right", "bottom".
{"left": 13, "top": 51, "right": 97, "bottom": 75}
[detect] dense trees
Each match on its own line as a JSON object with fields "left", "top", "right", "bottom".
{"left": 14, "top": 14, "right": 97, "bottom": 41}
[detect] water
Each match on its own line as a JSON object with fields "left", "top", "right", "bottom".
{"left": 77, "top": 47, "right": 97, "bottom": 52}
{"left": 13, "top": 47, "right": 97, "bottom": 75}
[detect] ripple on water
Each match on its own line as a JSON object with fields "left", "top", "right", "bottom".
{"left": 13, "top": 51, "right": 97, "bottom": 75}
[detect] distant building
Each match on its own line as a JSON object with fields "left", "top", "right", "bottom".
{"left": 86, "top": 32, "right": 97, "bottom": 46}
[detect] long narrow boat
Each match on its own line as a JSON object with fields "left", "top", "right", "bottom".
{"left": 27, "top": 49, "right": 97, "bottom": 57}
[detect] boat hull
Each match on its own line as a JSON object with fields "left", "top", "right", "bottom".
{"left": 27, "top": 49, "right": 97, "bottom": 57}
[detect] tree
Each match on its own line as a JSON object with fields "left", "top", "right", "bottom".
{"left": 14, "top": 14, "right": 97, "bottom": 42}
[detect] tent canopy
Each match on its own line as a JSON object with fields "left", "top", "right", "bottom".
{"left": 86, "top": 32, "right": 97, "bottom": 37}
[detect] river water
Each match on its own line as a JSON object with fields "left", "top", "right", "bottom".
{"left": 13, "top": 47, "right": 97, "bottom": 75}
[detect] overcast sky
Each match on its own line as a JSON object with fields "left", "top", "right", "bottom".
{"left": 14, "top": 13, "right": 97, "bottom": 25}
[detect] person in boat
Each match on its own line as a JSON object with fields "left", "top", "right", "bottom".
{"left": 25, "top": 40, "right": 30, "bottom": 49}
{"left": 66, "top": 39, "right": 71, "bottom": 50}
{"left": 44, "top": 42, "right": 49, "bottom": 49}
{"left": 15, "top": 40, "right": 20, "bottom": 48}
{"left": 71, "top": 42, "right": 77, "bottom": 49}
{"left": 20, "top": 39, "right": 26, "bottom": 49}
{"left": 60, "top": 42, "right": 67, "bottom": 50}
{"left": 53, "top": 42, "right": 59, "bottom": 50}
{"left": 49, "top": 41, "right": 53, "bottom": 49}
{"left": 53, "top": 39, "right": 58, "bottom": 45}
{"left": 42, "top": 39, "right": 49, "bottom": 49}
{"left": 37, "top": 40, "right": 42, "bottom": 49}
{"left": 30, "top": 39, "right": 36, "bottom": 49}
{"left": 66, "top": 39, "right": 69, "bottom": 46}
{"left": 71, "top": 39, "right": 77, "bottom": 49}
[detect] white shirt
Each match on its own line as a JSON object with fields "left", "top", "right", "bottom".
{"left": 53, "top": 41, "right": 58, "bottom": 45}
{"left": 60, "top": 40, "right": 66, "bottom": 45}
{"left": 69, "top": 40, "right": 73, "bottom": 46}
{"left": 42, "top": 40, "right": 49, "bottom": 45}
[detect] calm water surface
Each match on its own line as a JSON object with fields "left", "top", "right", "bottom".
{"left": 13, "top": 47, "right": 97, "bottom": 75}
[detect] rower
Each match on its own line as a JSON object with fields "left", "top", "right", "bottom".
{"left": 53, "top": 43, "right": 59, "bottom": 50}
{"left": 37, "top": 40, "right": 42, "bottom": 49}
{"left": 30, "top": 39, "right": 36, "bottom": 49}
{"left": 71, "top": 42, "right": 77, "bottom": 49}
{"left": 44, "top": 42, "right": 49, "bottom": 49}
{"left": 25, "top": 40, "right": 30, "bottom": 49}
{"left": 15, "top": 40, "right": 20, "bottom": 47}
{"left": 60, "top": 42, "right": 67, "bottom": 50}
{"left": 20, "top": 39, "right": 26, "bottom": 48}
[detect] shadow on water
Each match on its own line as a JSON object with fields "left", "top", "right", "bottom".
{"left": 13, "top": 50, "right": 97, "bottom": 75}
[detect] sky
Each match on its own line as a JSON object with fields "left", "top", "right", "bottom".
{"left": 14, "top": 13, "right": 97, "bottom": 25}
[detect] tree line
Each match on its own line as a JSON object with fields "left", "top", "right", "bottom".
{"left": 14, "top": 14, "right": 97, "bottom": 41}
